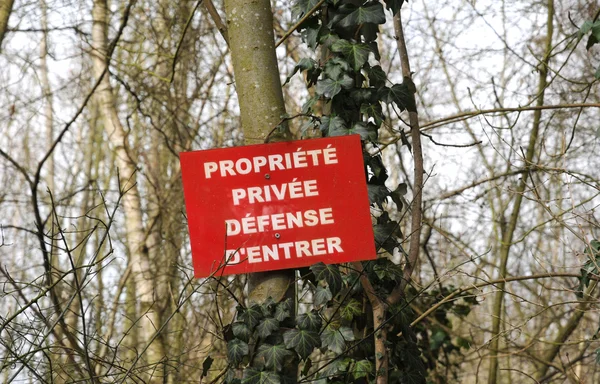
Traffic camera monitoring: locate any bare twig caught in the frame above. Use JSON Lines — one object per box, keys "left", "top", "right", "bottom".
{"left": 420, "top": 103, "right": 600, "bottom": 132}
{"left": 409, "top": 273, "right": 580, "bottom": 329}
{"left": 204, "top": 0, "right": 229, "bottom": 45}
{"left": 170, "top": 0, "right": 205, "bottom": 84}
{"left": 275, "top": 0, "right": 326, "bottom": 48}
{"left": 389, "top": 10, "right": 424, "bottom": 301}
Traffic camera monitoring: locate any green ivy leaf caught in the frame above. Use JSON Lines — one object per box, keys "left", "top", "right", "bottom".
{"left": 239, "top": 304, "right": 264, "bottom": 328}
{"left": 372, "top": 258, "right": 403, "bottom": 282}
{"left": 242, "top": 368, "right": 281, "bottom": 384}
{"left": 318, "top": 27, "right": 340, "bottom": 47}
{"left": 225, "top": 369, "right": 242, "bottom": 384}
{"left": 373, "top": 263, "right": 387, "bottom": 280}
{"left": 350, "top": 87, "right": 378, "bottom": 105}
{"left": 389, "top": 182, "right": 407, "bottom": 210}
{"left": 577, "top": 239, "right": 600, "bottom": 297}
{"left": 368, "top": 184, "right": 389, "bottom": 207}
{"left": 579, "top": 20, "right": 596, "bottom": 38}
{"left": 429, "top": 329, "right": 447, "bottom": 350}
{"left": 296, "top": 310, "right": 323, "bottom": 332}
{"left": 201, "top": 356, "right": 214, "bottom": 378}
{"left": 274, "top": 299, "right": 292, "bottom": 322}
{"left": 260, "top": 297, "right": 277, "bottom": 317}
{"left": 365, "top": 154, "right": 388, "bottom": 184}
{"left": 452, "top": 304, "right": 472, "bottom": 317}
{"left": 340, "top": 299, "right": 362, "bottom": 322}
{"left": 367, "top": 65, "right": 387, "bottom": 88}
{"left": 455, "top": 336, "right": 471, "bottom": 350}
{"left": 314, "top": 286, "right": 333, "bottom": 307}
{"left": 383, "top": 0, "right": 406, "bottom": 16}
{"left": 227, "top": 339, "right": 249, "bottom": 365}
{"left": 585, "top": 239, "right": 600, "bottom": 255}
{"left": 399, "top": 346, "right": 426, "bottom": 382}
{"left": 351, "top": 359, "right": 373, "bottom": 379}
{"left": 586, "top": 23, "right": 600, "bottom": 50}
{"left": 373, "top": 221, "right": 401, "bottom": 253}
{"left": 301, "top": 358, "right": 313, "bottom": 377}
{"left": 320, "top": 115, "right": 347, "bottom": 136}
{"left": 331, "top": 40, "right": 372, "bottom": 72}
{"left": 328, "top": 122, "right": 351, "bottom": 137}
{"left": 324, "top": 57, "right": 350, "bottom": 80}
{"left": 339, "top": 326, "right": 355, "bottom": 340}
{"left": 232, "top": 322, "right": 252, "bottom": 342}
{"left": 399, "top": 369, "right": 426, "bottom": 384}
{"left": 301, "top": 17, "right": 321, "bottom": 49}
{"left": 349, "top": 121, "right": 378, "bottom": 141}
{"left": 283, "top": 328, "right": 320, "bottom": 359}
{"left": 378, "top": 83, "right": 415, "bottom": 112}
{"left": 315, "top": 75, "right": 354, "bottom": 98}
{"left": 321, "top": 326, "right": 354, "bottom": 354}
{"left": 595, "top": 65, "right": 600, "bottom": 80}
{"left": 337, "top": 2, "right": 386, "bottom": 28}
{"left": 257, "top": 317, "right": 279, "bottom": 339}
{"left": 256, "top": 344, "right": 293, "bottom": 371}
{"left": 310, "top": 262, "right": 343, "bottom": 295}
{"left": 322, "top": 357, "right": 352, "bottom": 377}
{"left": 292, "top": 0, "right": 322, "bottom": 19}
{"left": 360, "top": 102, "right": 384, "bottom": 127}
{"left": 302, "top": 94, "right": 320, "bottom": 114}
{"left": 284, "top": 58, "right": 318, "bottom": 86}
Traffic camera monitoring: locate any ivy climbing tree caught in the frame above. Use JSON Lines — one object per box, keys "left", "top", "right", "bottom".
{"left": 221, "top": 1, "right": 477, "bottom": 383}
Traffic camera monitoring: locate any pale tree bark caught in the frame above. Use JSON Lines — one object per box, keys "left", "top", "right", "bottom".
{"left": 533, "top": 287, "right": 594, "bottom": 380}
{"left": 90, "top": 0, "right": 166, "bottom": 380}
{"left": 39, "top": 2, "right": 69, "bottom": 381}
{"left": 392, "top": 12, "right": 423, "bottom": 296}
{"left": 143, "top": 3, "right": 180, "bottom": 378}
{"left": 0, "top": 0, "right": 14, "bottom": 51}
{"left": 379, "top": 10, "right": 424, "bottom": 384}
{"left": 222, "top": 0, "right": 297, "bottom": 379}
{"left": 142, "top": 3, "right": 198, "bottom": 380}
{"left": 223, "top": 0, "right": 290, "bottom": 145}
{"left": 223, "top": 0, "right": 294, "bottom": 304}
{"left": 487, "top": 1, "right": 554, "bottom": 382}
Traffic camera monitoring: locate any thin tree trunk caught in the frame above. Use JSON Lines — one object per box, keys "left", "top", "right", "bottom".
{"left": 39, "top": 3, "right": 69, "bottom": 381}
{"left": 223, "top": 0, "right": 294, "bottom": 303}
{"left": 223, "top": 0, "right": 296, "bottom": 379}
{"left": 90, "top": 0, "right": 165, "bottom": 380}
{"left": 392, "top": 11, "right": 424, "bottom": 296}
{"left": 381, "top": 10, "right": 424, "bottom": 384}
{"left": 533, "top": 284, "right": 596, "bottom": 380}
{"left": 0, "top": 0, "right": 14, "bottom": 51}
{"left": 223, "top": 0, "right": 290, "bottom": 145}
{"left": 487, "top": 1, "right": 554, "bottom": 383}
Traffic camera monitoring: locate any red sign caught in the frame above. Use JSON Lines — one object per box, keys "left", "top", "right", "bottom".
{"left": 180, "top": 135, "right": 376, "bottom": 278}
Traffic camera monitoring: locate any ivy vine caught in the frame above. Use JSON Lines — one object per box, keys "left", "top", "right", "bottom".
{"left": 218, "top": 1, "right": 477, "bottom": 383}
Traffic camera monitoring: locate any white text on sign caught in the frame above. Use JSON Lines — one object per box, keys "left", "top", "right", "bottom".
{"left": 225, "top": 208, "right": 335, "bottom": 235}
{"left": 232, "top": 179, "right": 319, "bottom": 205}
{"left": 225, "top": 237, "right": 344, "bottom": 265}
{"left": 203, "top": 145, "right": 338, "bottom": 178}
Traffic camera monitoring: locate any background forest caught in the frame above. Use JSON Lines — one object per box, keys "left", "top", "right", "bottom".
{"left": 1, "top": 0, "right": 600, "bottom": 383}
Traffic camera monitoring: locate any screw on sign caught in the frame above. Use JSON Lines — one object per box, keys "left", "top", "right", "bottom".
{"left": 180, "top": 135, "right": 376, "bottom": 278}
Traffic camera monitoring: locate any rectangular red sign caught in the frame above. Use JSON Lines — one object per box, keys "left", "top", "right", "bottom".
{"left": 180, "top": 135, "right": 376, "bottom": 278}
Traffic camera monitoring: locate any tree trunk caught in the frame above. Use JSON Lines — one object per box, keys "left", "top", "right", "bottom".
{"left": 90, "top": 0, "right": 166, "bottom": 381}
{"left": 223, "top": 0, "right": 290, "bottom": 145}
{"left": 487, "top": 1, "right": 554, "bottom": 382}
{"left": 223, "top": 0, "right": 294, "bottom": 303}
{"left": 0, "top": 0, "right": 14, "bottom": 51}
{"left": 223, "top": 0, "right": 296, "bottom": 378}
